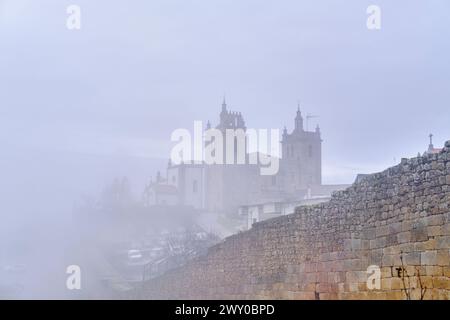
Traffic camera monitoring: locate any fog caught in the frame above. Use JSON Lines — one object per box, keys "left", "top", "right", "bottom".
{"left": 0, "top": 0, "right": 449, "bottom": 298}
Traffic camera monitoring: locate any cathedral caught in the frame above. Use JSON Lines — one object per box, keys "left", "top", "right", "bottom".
{"left": 144, "top": 99, "right": 342, "bottom": 217}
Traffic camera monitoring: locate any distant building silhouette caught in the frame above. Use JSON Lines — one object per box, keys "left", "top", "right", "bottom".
{"left": 145, "top": 99, "right": 348, "bottom": 216}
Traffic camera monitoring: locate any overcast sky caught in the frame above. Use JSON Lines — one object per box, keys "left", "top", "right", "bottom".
{"left": 1, "top": 0, "right": 449, "bottom": 225}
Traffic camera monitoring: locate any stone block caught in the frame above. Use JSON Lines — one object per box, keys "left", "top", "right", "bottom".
{"left": 411, "top": 227, "right": 428, "bottom": 242}
{"left": 357, "top": 282, "right": 367, "bottom": 291}
{"left": 428, "top": 226, "right": 443, "bottom": 237}
{"left": 369, "top": 249, "right": 383, "bottom": 265}
{"left": 381, "top": 278, "right": 392, "bottom": 290}
{"left": 351, "top": 238, "right": 362, "bottom": 250}
{"left": 436, "top": 236, "right": 450, "bottom": 249}
{"left": 403, "top": 252, "right": 421, "bottom": 265}
{"left": 348, "top": 282, "right": 359, "bottom": 292}
{"left": 389, "top": 222, "right": 402, "bottom": 234}
{"left": 426, "top": 215, "right": 444, "bottom": 226}
{"left": 432, "top": 277, "right": 450, "bottom": 289}
{"left": 346, "top": 271, "right": 367, "bottom": 283}
{"left": 362, "top": 228, "right": 377, "bottom": 240}
{"left": 385, "top": 290, "right": 406, "bottom": 300}
{"left": 397, "top": 231, "right": 411, "bottom": 243}
{"left": 381, "top": 266, "right": 393, "bottom": 278}
{"left": 370, "top": 237, "right": 387, "bottom": 249}
{"left": 415, "top": 238, "right": 436, "bottom": 251}
{"left": 444, "top": 267, "right": 450, "bottom": 277}
{"left": 382, "top": 255, "right": 394, "bottom": 266}
{"left": 343, "top": 259, "right": 361, "bottom": 271}
{"left": 319, "top": 292, "right": 338, "bottom": 300}
{"left": 390, "top": 277, "right": 404, "bottom": 290}
{"left": 443, "top": 223, "right": 450, "bottom": 235}
{"left": 386, "top": 234, "right": 398, "bottom": 246}
{"left": 290, "top": 291, "right": 316, "bottom": 300}
{"left": 376, "top": 226, "right": 390, "bottom": 237}
{"left": 402, "top": 220, "right": 413, "bottom": 232}
{"left": 418, "top": 275, "right": 433, "bottom": 288}
{"left": 436, "top": 250, "right": 449, "bottom": 266}
{"left": 299, "top": 282, "right": 316, "bottom": 292}
{"left": 425, "top": 266, "right": 443, "bottom": 276}
{"left": 421, "top": 251, "right": 438, "bottom": 265}
{"left": 361, "top": 240, "right": 370, "bottom": 250}
{"left": 316, "top": 283, "right": 330, "bottom": 293}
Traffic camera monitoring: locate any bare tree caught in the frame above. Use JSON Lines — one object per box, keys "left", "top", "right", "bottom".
{"left": 415, "top": 267, "right": 427, "bottom": 300}
{"left": 398, "top": 251, "right": 427, "bottom": 300}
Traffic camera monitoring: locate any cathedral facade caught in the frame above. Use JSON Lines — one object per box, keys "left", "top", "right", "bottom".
{"left": 146, "top": 99, "right": 326, "bottom": 216}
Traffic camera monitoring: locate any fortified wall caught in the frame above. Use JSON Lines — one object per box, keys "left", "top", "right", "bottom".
{"left": 140, "top": 141, "right": 450, "bottom": 299}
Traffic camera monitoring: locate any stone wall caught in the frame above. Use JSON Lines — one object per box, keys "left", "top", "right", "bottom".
{"left": 140, "top": 141, "right": 450, "bottom": 300}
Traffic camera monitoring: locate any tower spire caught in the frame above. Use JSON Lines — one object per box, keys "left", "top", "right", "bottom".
{"left": 295, "top": 102, "right": 304, "bottom": 132}
{"left": 222, "top": 94, "right": 227, "bottom": 112}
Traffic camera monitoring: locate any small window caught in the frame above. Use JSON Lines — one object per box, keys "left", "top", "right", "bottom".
{"left": 193, "top": 180, "right": 198, "bottom": 193}
{"left": 172, "top": 176, "right": 176, "bottom": 183}
{"left": 308, "top": 145, "right": 313, "bottom": 157}
{"left": 271, "top": 176, "right": 276, "bottom": 186}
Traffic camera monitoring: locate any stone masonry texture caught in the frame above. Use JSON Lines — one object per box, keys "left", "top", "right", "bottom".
{"left": 138, "top": 141, "right": 450, "bottom": 300}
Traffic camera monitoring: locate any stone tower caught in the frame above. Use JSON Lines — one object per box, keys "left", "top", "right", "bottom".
{"left": 280, "top": 106, "right": 322, "bottom": 193}
{"left": 216, "top": 97, "right": 247, "bottom": 164}
{"left": 205, "top": 98, "right": 257, "bottom": 215}
{"left": 218, "top": 97, "right": 246, "bottom": 131}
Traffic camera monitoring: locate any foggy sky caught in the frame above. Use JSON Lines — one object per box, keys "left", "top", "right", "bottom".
{"left": 1, "top": 0, "right": 450, "bottom": 226}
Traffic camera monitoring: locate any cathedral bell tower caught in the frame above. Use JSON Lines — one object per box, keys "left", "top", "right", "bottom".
{"left": 294, "top": 105, "right": 304, "bottom": 132}
{"left": 280, "top": 103, "right": 322, "bottom": 193}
